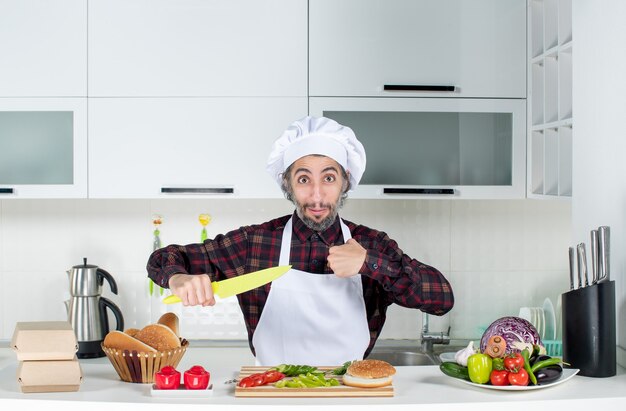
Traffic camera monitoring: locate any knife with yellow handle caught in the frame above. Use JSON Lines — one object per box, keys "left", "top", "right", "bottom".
{"left": 162, "top": 265, "right": 291, "bottom": 304}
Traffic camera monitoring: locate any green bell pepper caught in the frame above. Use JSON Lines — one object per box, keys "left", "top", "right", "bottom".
{"left": 467, "top": 353, "right": 493, "bottom": 384}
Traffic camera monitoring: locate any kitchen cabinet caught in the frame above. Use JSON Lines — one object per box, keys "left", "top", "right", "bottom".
{"left": 0, "top": 0, "right": 87, "bottom": 97}
{"left": 310, "top": 97, "right": 526, "bottom": 199}
{"left": 0, "top": 98, "right": 88, "bottom": 198}
{"left": 88, "top": 0, "right": 307, "bottom": 97}
{"left": 309, "top": 0, "right": 526, "bottom": 98}
{"left": 88, "top": 97, "right": 307, "bottom": 198}
{"left": 528, "top": 0, "right": 573, "bottom": 198}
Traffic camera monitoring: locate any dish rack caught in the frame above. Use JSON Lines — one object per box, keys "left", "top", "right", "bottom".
{"left": 543, "top": 340, "right": 563, "bottom": 357}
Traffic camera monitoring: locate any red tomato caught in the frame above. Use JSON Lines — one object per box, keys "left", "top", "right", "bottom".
{"left": 249, "top": 373, "right": 267, "bottom": 386}
{"left": 238, "top": 373, "right": 267, "bottom": 388}
{"left": 503, "top": 353, "right": 524, "bottom": 372}
{"left": 508, "top": 369, "right": 529, "bottom": 386}
{"left": 262, "top": 370, "right": 285, "bottom": 383}
{"left": 238, "top": 376, "right": 256, "bottom": 388}
{"left": 183, "top": 365, "right": 210, "bottom": 390}
{"left": 489, "top": 369, "right": 509, "bottom": 386}
{"left": 154, "top": 366, "right": 181, "bottom": 390}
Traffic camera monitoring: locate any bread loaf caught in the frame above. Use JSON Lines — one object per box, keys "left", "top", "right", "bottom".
{"left": 134, "top": 324, "right": 181, "bottom": 351}
{"left": 157, "top": 313, "right": 179, "bottom": 337}
{"left": 103, "top": 330, "right": 157, "bottom": 353}
{"left": 124, "top": 328, "right": 140, "bottom": 338}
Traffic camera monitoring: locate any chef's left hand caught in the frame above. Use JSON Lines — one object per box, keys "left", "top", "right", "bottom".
{"left": 328, "top": 238, "right": 367, "bottom": 278}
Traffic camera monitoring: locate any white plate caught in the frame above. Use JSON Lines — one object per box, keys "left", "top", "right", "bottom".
{"left": 543, "top": 298, "right": 557, "bottom": 340}
{"left": 555, "top": 295, "right": 562, "bottom": 340}
{"left": 450, "top": 368, "right": 579, "bottom": 391}
{"left": 518, "top": 307, "right": 532, "bottom": 323}
{"left": 536, "top": 307, "right": 545, "bottom": 339}
{"left": 150, "top": 384, "right": 214, "bottom": 398}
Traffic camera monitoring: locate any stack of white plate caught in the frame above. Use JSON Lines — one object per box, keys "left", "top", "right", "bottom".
{"left": 518, "top": 298, "right": 558, "bottom": 341}
{"left": 518, "top": 306, "right": 545, "bottom": 339}
{"left": 518, "top": 298, "right": 562, "bottom": 356}
{"left": 542, "top": 298, "right": 557, "bottom": 341}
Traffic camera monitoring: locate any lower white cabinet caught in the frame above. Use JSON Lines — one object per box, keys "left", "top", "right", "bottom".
{"left": 0, "top": 98, "right": 87, "bottom": 198}
{"left": 310, "top": 97, "right": 527, "bottom": 199}
{"left": 88, "top": 98, "right": 307, "bottom": 198}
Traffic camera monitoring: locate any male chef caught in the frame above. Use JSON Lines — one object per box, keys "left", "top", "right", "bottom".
{"left": 147, "top": 116, "right": 454, "bottom": 366}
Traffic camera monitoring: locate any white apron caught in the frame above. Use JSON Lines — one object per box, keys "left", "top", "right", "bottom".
{"left": 252, "top": 217, "right": 370, "bottom": 366}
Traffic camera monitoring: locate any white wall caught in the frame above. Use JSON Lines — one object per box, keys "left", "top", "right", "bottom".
{"left": 573, "top": 1, "right": 626, "bottom": 367}
{"left": 0, "top": 198, "right": 571, "bottom": 344}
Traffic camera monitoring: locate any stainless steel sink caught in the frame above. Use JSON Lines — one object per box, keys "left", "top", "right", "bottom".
{"left": 366, "top": 350, "right": 439, "bottom": 366}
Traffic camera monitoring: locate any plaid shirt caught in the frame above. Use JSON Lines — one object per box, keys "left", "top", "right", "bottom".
{"left": 147, "top": 212, "right": 454, "bottom": 357}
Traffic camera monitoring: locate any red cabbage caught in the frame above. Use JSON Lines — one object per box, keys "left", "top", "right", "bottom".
{"left": 480, "top": 316, "right": 542, "bottom": 355}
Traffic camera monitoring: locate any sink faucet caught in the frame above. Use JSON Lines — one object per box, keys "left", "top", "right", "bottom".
{"left": 421, "top": 312, "right": 450, "bottom": 353}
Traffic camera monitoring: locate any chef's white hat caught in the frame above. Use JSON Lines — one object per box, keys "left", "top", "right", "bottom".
{"left": 266, "top": 116, "right": 366, "bottom": 190}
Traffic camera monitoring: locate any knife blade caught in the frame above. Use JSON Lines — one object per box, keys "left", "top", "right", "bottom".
{"left": 590, "top": 230, "right": 599, "bottom": 284}
{"left": 578, "top": 243, "right": 589, "bottom": 287}
{"left": 576, "top": 243, "right": 586, "bottom": 288}
{"left": 598, "top": 226, "right": 610, "bottom": 283}
{"left": 162, "top": 265, "right": 291, "bottom": 304}
{"left": 568, "top": 246, "right": 575, "bottom": 290}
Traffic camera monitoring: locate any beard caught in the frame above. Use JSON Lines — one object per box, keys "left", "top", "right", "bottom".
{"left": 294, "top": 196, "right": 346, "bottom": 232}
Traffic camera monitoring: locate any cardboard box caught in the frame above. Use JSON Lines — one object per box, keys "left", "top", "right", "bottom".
{"left": 11, "top": 321, "right": 78, "bottom": 361}
{"left": 17, "top": 357, "right": 83, "bottom": 393}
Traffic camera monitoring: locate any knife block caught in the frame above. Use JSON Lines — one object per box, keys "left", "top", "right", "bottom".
{"left": 561, "top": 280, "right": 616, "bottom": 377}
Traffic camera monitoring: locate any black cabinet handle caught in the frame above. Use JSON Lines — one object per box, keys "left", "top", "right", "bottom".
{"left": 161, "top": 187, "right": 234, "bottom": 194}
{"left": 384, "top": 84, "right": 456, "bottom": 92}
{"left": 0, "top": 188, "right": 14, "bottom": 194}
{"left": 384, "top": 188, "right": 455, "bottom": 195}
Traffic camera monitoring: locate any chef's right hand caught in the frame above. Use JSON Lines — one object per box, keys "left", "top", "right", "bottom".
{"left": 168, "top": 274, "right": 215, "bottom": 307}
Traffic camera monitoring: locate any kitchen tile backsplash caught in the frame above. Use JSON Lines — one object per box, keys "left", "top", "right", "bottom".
{"left": 0, "top": 199, "right": 571, "bottom": 342}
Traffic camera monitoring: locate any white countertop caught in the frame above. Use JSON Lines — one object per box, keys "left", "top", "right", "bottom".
{"left": 1, "top": 345, "right": 625, "bottom": 411}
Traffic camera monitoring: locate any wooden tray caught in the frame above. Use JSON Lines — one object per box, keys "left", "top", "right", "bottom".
{"left": 235, "top": 366, "right": 394, "bottom": 398}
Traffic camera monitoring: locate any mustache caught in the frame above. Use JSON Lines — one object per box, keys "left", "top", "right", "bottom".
{"left": 302, "top": 202, "right": 333, "bottom": 209}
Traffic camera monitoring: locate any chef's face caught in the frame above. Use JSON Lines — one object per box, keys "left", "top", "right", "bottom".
{"left": 286, "top": 155, "right": 349, "bottom": 231}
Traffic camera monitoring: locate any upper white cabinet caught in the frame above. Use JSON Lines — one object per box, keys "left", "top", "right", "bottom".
{"left": 0, "top": 98, "right": 88, "bottom": 198}
{"left": 0, "top": 0, "right": 87, "bottom": 97}
{"left": 88, "top": 98, "right": 307, "bottom": 198}
{"left": 88, "top": 0, "right": 307, "bottom": 97}
{"left": 309, "top": 0, "right": 527, "bottom": 98}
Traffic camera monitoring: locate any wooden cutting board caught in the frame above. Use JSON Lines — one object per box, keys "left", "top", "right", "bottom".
{"left": 234, "top": 366, "right": 394, "bottom": 398}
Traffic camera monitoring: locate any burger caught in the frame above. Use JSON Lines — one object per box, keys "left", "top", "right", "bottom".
{"left": 342, "top": 359, "right": 396, "bottom": 388}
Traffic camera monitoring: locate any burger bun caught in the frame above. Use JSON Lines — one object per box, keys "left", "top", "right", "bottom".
{"left": 134, "top": 323, "right": 181, "bottom": 351}
{"left": 157, "top": 312, "right": 180, "bottom": 337}
{"left": 103, "top": 330, "right": 157, "bottom": 353}
{"left": 342, "top": 359, "right": 396, "bottom": 388}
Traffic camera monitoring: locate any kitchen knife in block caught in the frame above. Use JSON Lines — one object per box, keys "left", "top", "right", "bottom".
{"left": 590, "top": 230, "right": 599, "bottom": 284}
{"left": 577, "top": 243, "right": 589, "bottom": 287}
{"left": 162, "top": 265, "right": 291, "bottom": 304}
{"left": 576, "top": 244, "right": 586, "bottom": 288}
{"left": 597, "top": 226, "right": 610, "bottom": 283}
{"left": 568, "top": 247, "right": 575, "bottom": 290}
